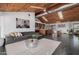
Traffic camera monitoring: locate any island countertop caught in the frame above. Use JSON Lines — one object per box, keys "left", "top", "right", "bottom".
{"left": 5, "top": 38, "right": 61, "bottom": 55}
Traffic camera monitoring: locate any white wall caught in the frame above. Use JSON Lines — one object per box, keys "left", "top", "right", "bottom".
{"left": 49, "top": 22, "right": 73, "bottom": 33}
{"left": 56, "top": 22, "right": 70, "bottom": 33}
{"left": 0, "top": 12, "right": 35, "bottom": 38}
{"left": 49, "top": 21, "right": 79, "bottom": 33}
{"left": 71, "top": 21, "right": 79, "bottom": 32}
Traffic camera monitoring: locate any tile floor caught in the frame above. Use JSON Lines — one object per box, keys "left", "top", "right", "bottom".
{"left": 0, "top": 34, "right": 79, "bottom": 55}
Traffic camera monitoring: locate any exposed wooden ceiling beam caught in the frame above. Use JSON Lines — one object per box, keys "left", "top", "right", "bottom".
{"left": 36, "top": 3, "right": 78, "bottom": 17}
{"left": 35, "top": 3, "right": 58, "bottom": 15}
{"left": 29, "top": 5, "right": 45, "bottom": 9}
{"left": 46, "top": 3, "right": 59, "bottom": 10}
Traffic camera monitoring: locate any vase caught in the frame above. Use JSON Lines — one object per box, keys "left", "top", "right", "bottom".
{"left": 26, "top": 39, "right": 38, "bottom": 48}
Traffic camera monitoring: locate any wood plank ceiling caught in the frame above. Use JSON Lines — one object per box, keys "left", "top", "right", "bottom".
{"left": 0, "top": 3, "right": 79, "bottom": 23}
{"left": 38, "top": 4, "right": 79, "bottom": 23}
{"left": 0, "top": 3, "right": 56, "bottom": 12}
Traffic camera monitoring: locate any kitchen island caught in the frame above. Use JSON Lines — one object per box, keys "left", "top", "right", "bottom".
{"left": 5, "top": 38, "right": 61, "bottom": 55}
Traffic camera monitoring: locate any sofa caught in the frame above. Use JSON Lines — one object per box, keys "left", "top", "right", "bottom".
{"left": 5, "top": 32, "right": 42, "bottom": 44}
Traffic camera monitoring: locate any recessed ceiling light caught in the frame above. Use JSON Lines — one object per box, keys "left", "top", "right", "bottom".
{"left": 57, "top": 11, "right": 64, "bottom": 19}
{"left": 43, "top": 9, "right": 46, "bottom": 12}
{"left": 42, "top": 16, "right": 48, "bottom": 22}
